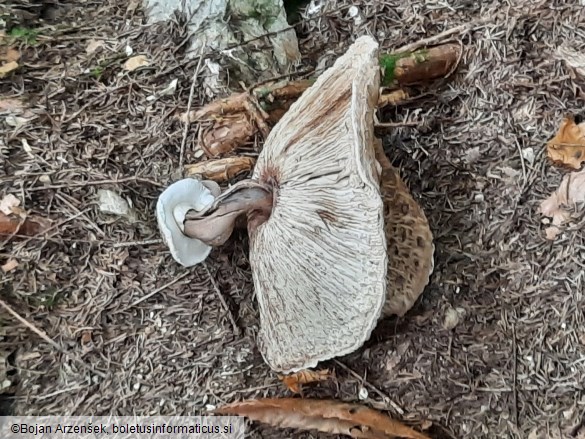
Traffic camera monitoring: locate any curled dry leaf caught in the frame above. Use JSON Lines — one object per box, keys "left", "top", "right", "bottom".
{"left": 539, "top": 167, "right": 585, "bottom": 240}
{"left": 278, "top": 369, "right": 334, "bottom": 394}
{"left": 546, "top": 117, "right": 585, "bottom": 170}
{"left": 213, "top": 398, "right": 430, "bottom": 439}
{"left": 184, "top": 157, "right": 255, "bottom": 182}
{"left": 123, "top": 55, "right": 149, "bottom": 72}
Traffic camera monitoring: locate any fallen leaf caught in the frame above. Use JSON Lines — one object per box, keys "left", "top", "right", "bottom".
{"left": 1, "top": 47, "right": 20, "bottom": 63}
{"left": 0, "top": 194, "right": 20, "bottom": 216}
{"left": 0, "top": 98, "right": 25, "bottom": 113}
{"left": 86, "top": 39, "right": 105, "bottom": 55}
{"left": 521, "top": 147, "right": 535, "bottom": 165}
{"left": 146, "top": 78, "right": 178, "bottom": 101}
{"left": 5, "top": 115, "right": 29, "bottom": 127}
{"left": 184, "top": 157, "right": 256, "bottom": 182}
{"left": 1, "top": 259, "right": 19, "bottom": 273}
{"left": 0, "top": 61, "right": 19, "bottom": 78}
{"left": 557, "top": 46, "right": 585, "bottom": 79}
{"left": 278, "top": 369, "right": 333, "bottom": 394}
{"left": 123, "top": 55, "right": 149, "bottom": 71}
{"left": 539, "top": 167, "right": 585, "bottom": 238}
{"left": 547, "top": 117, "right": 585, "bottom": 170}
{"left": 544, "top": 226, "right": 562, "bottom": 241}
{"left": 0, "top": 212, "right": 50, "bottom": 238}
{"left": 443, "top": 306, "right": 465, "bottom": 330}
{"left": 213, "top": 398, "right": 431, "bottom": 439}
{"left": 98, "top": 189, "right": 134, "bottom": 216}
{"left": 80, "top": 331, "right": 93, "bottom": 346}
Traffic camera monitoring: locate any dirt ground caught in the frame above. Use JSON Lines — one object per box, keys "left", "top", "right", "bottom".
{"left": 2, "top": 0, "right": 585, "bottom": 438}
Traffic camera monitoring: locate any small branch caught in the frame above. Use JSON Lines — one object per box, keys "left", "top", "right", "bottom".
{"left": 0, "top": 298, "right": 107, "bottom": 379}
{"left": 179, "top": 45, "right": 206, "bottom": 171}
{"left": 112, "top": 239, "right": 163, "bottom": 248}
{"left": 333, "top": 360, "right": 404, "bottom": 416}
{"left": 392, "top": 17, "right": 490, "bottom": 54}
{"left": 375, "top": 121, "right": 421, "bottom": 129}
{"left": 26, "top": 176, "right": 164, "bottom": 192}
{"left": 203, "top": 262, "right": 241, "bottom": 337}
{"left": 125, "top": 271, "right": 190, "bottom": 309}
{"left": 512, "top": 324, "right": 519, "bottom": 429}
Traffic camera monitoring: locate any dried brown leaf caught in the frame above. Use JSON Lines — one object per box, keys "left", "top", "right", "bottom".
{"left": 277, "top": 369, "right": 334, "bottom": 394}
{"left": 547, "top": 117, "right": 585, "bottom": 170}
{"left": 0, "top": 61, "right": 19, "bottom": 78}
{"left": 184, "top": 157, "right": 255, "bottom": 182}
{"left": 123, "top": 55, "right": 149, "bottom": 71}
{"left": 539, "top": 168, "right": 585, "bottom": 239}
{"left": 213, "top": 398, "right": 431, "bottom": 439}
{"left": 0, "top": 212, "right": 51, "bottom": 239}
{"left": 1, "top": 47, "right": 20, "bottom": 63}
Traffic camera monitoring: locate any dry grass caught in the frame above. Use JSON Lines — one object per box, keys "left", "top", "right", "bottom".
{"left": 2, "top": 0, "right": 585, "bottom": 438}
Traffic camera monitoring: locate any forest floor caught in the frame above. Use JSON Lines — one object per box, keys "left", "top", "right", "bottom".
{"left": 2, "top": 1, "right": 585, "bottom": 438}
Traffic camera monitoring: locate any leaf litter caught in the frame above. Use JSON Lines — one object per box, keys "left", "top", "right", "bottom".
{"left": 3, "top": 1, "right": 585, "bottom": 438}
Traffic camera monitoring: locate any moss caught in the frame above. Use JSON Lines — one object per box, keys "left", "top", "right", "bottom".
{"left": 8, "top": 27, "right": 39, "bottom": 45}
{"left": 379, "top": 48, "right": 430, "bottom": 86}
{"left": 90, "top": 66, "right": 104, "bottom": 79}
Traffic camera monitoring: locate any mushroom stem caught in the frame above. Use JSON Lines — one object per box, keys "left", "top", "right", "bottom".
{"left": 183, "top": 180, "right": 273, "bottom": 246}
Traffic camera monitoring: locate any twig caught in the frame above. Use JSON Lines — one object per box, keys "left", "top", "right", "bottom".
{"left": 0, "top": 298, "right": 107, "bottom": 379}
{"left": 125, "top": 271, "right": 190, "bottom": 309}
{"left": 112, "top": 239, "right": 163, "bottom": 248}
{"left": 375, "top": 121, "right": 421, "bottom": 128}
{"left": 333, "top": 360, "right": 404, "bottom": 415}
{"left": 26, "top": 176, "right": 164, "bottom": 192}
{"left": 179, "top": 45, "right": 206, "bottom": 171}
{"left": 512, "top": 324, "right": 519, "bottom": 429}
{"left": 244, "top": 97, "right": 271, "bottom": 139}
{"left": 202, "top": 262, "right": 241, "bottom": 337}
{"left": 392, "top": 17, "right": 491, "bottom": 54}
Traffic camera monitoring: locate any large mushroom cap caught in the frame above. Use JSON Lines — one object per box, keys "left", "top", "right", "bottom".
{"left": 250, "top": 37, "right": 387, "bottom": 373}
{"left": 251, "top": 36, "right": 386, "bottom": 372}
{"left": 184, "top": 36, "right": 387, "bottom": 373}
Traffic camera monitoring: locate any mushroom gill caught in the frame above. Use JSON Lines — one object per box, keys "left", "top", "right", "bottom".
{"left": 182, "top": 35, "right": 387, "bottom": 374}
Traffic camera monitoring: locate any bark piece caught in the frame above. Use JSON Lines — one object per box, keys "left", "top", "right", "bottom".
{"left": 184, "top": 156, "right": 256, "bottom": 181}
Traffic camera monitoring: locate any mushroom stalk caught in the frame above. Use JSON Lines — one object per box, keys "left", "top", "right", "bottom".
{"left": 183, "top": 180, "right": 273, "bottom": 246}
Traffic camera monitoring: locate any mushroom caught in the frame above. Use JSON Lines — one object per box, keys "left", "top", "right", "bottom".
{"left": 156, "top": 178, "right": 221, "bottom": 267}
{"left": 182, "top": 36, "right": 435, "bottom": 373}
{"left": 183, "top": 36, "right": 388, "bottom": 374}
{"left": 373, "top": 138, "right": 435, "bottom": 317}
